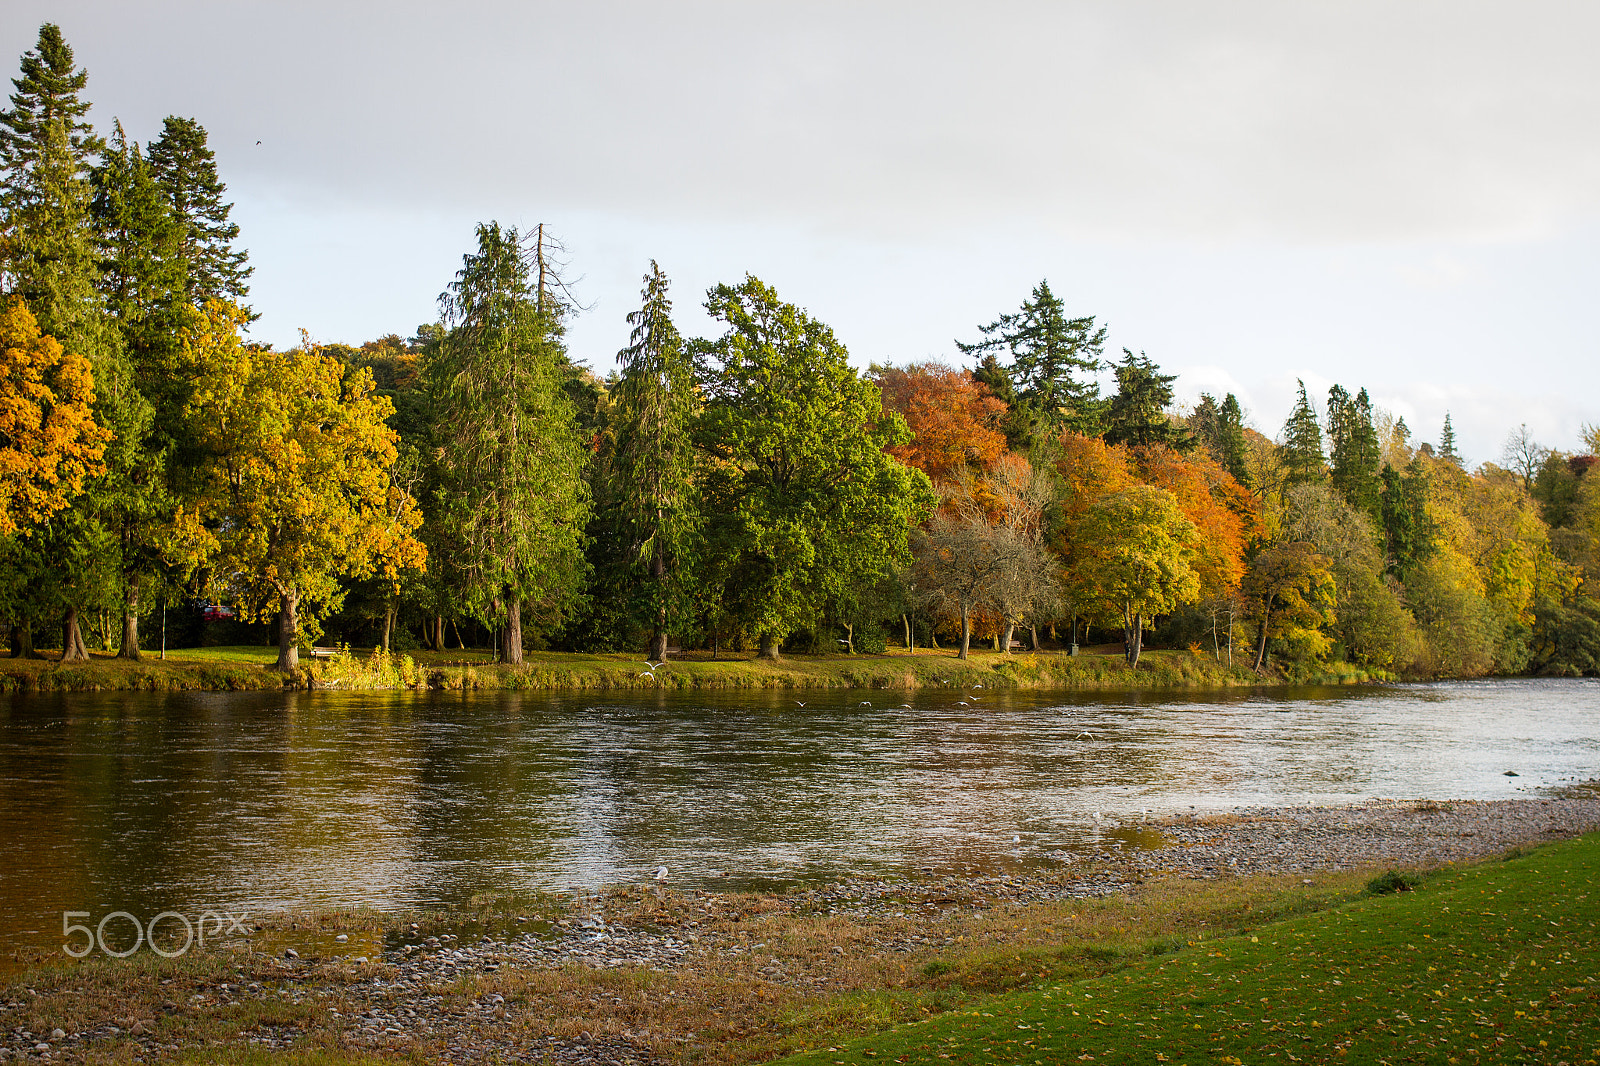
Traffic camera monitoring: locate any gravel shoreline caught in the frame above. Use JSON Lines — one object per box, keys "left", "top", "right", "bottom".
{"left": 8, "top": 789, "right": 1599, "bottom": 1066}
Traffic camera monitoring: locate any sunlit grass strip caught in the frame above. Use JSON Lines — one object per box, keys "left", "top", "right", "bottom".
{"left": 772, "top": 835, "right": 1600, "bottom": 1065}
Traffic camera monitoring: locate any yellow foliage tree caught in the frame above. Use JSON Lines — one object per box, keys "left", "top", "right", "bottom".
{"left": 0, "top": 296, "right": 109, "bottom": 536}
{"left": 184, "top": 304, "right": 426, "bottom": 672}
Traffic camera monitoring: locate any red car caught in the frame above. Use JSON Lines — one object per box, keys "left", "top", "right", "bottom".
{"left": 201, "top": 604, "right": 235, "bottom": 622}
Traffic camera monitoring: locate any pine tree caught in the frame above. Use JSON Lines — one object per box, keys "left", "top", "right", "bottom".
{"left": 147, "top": 116, "right": 251, "bottom": 305}
{"left": 1438, "top": 412, "right": 1462, "bottom": 467}
{"left": 957, "top": 280, "right": 1105, "bottom": 442}
{"left": 1327, "top": 384, "right": 1381, "bottom": 520}
{"left": 1279, "top": 380, "right": 1326, "bottom": 486}
{"left": 1102, "top": 348, "right": 1188, "bottom": 449}
{"left": 608, "top": 261, "right": 699, "bottom": 661}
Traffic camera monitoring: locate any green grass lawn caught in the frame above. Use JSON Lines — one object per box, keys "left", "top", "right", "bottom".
{"left": 774, "top": 835, "right": 1600, "bottom": 1065}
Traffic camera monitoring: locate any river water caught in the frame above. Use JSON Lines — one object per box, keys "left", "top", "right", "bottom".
{"left": 1, "top": 678, "right": 1597, "bottom": 958}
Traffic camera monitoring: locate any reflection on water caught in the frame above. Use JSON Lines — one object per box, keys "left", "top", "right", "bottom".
{"left": 1, "top": 678, "right": 1597, "bottom": 956}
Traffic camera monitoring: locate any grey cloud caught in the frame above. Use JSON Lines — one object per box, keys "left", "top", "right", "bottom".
{"left": 12, "top": 0, "right": 1600, "bottom": 242}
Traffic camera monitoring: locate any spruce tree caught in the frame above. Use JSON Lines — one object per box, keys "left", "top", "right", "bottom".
{"left": 94, "top": 122, "right": 186, "bottom": 386}
{"left": 1438, "top": 412, "right": 1463, "bottom": 467}
{"left": 147, "top": 116, "right": 251, "bottom": 305}
{"left": 1380, "top": 458, "right": 1435, "bottom": 575}
{"left": 426, "top": 222, "right": 590, "bottom": 663}
{"left": 1191, "top": 392, "right": 1251, "bottom": 488}
{"left": 1327, "top": 384, "right": 1382, "bottom": 520}
{"left": 1103, "top": 348, "right": 1188, "bottom": 449}
{"left": 0, "top": 24, "right": 101, "bottom": 177}
{"left": 1279, "top": 380, "right": 1326, "bottom": 485}
{"left": 1, "top": 24, "right": 135, "bottom": 661}
{"left": 607, "top": 261, "right": 699, "bottom": 661}
{"left": 957, "top": 280, "right": 1105, "bottom": 442}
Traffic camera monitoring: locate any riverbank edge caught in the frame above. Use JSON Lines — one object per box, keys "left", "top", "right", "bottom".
{"left": 3, "top": 793, "right": 1594, "bottom": 1066}
{"left": 0, "top": 647, "right": 1391, "bottom": 693}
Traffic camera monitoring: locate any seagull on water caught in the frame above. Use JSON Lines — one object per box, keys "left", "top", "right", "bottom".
{"left": 654, "top": 865, "right": 669, "bottom": 881}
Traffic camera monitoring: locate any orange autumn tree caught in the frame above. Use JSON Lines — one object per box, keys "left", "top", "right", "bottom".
{"left": 874, "top": 361, "right": 1007, "bottom": 480}
{"left": 0, "top": 296, "right": 109, "bottom": 537}
{"left": 1135, "top": 445, "right": 1259, "bottom": 600}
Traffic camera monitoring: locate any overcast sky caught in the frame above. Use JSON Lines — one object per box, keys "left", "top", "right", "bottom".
{"left": 8, "top": 1, "right": 1599, "bottom": 462}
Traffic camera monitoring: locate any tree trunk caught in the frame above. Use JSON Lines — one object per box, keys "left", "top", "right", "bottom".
{"left": 958, "top": 605, "right": 971, "bottom": 660}
{"left": 10, "top": 623, "right": 33, "bottom": 658}
{"left": 452, "top": 618, "right": 465, "bottom": 650}
{"left": 1226, "top": 607, "right": 1235, "bottom": 667}
{"left": 1001, "top": 621, "right": 1015, "bottom": 654}
{"left": 1028, "top": 624, "right": 1039, "bottom": 651}
{"left": 1129, "top": 613, "right": 1142, "bottom": 668}
{"left": 758, "top": 632, "right": 781, "bottom": 661}
{"left": 648, "top": 546, "right": 668, "bottom": 661}
{"left": 274, "top": 587, "right": 300, "bottom": 673}
{"left": 503, "top": 599, "right": 523, "bottom": 665}
{"left": 118, "top": 582, "right": 141, "bottom": 661}
{"left": 844, "top": 621, "right": 854, "bottom": 655}
{"left": 381, "top": 602, "right": 394, "bottom": 653}
{"left": 1252, "top": 611, "right": 1271, "bottom": 673}
{"left": 902, "top": 613, "right": 912, "bottom": 652}
{"left": 61, "top": 606, "right": 90, "bottom": 662}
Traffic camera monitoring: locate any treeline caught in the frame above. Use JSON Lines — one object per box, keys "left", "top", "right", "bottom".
{"left": 3, "top": 25, "right": 1598, "bottom": 678}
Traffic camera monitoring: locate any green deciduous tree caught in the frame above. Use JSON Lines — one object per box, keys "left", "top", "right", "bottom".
{"left": 1242, "top": 540, "right": 1336, "bottom": 673}
{"left": 426, "top": 222, "right": 590, "bottom": 662}
{"left": 694, "top": 276, "right": 933, "bottom": 659}
{"left": 1071, "top": 484, "right": 1201, "bottom": 667}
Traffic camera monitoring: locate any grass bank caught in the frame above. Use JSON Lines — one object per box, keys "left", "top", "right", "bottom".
{"left": 777, "top": 835, "right": 1600, "bottom": 1066}
{"left": 2, "top": 643, "right": 1318, "bottom": 693}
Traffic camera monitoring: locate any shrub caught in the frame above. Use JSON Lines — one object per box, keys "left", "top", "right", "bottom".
{"left": 1365, "top": 870, "right": 1422, "bottom": 895}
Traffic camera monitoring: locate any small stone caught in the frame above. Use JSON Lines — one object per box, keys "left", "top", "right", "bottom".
{"left": 334, "top": 933, "right": 349, "bottom": 942}
{"left": 50, "top": 1029, "right": 65, "bottom": 1041}
{"left": 130, "top": 1021, "right": 151, "bottom": 1036}
{"left": 283, "top": 948, "right": 299, "bottom": 959}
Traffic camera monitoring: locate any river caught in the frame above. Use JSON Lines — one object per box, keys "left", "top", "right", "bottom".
{"left": 1, "top": 678, "right": 1596, "bottom": 958}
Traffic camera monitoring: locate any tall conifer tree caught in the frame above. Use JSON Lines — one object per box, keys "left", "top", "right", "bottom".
{"left": 1327, "top": 384, "right": 1382, "bottom": 520}
{"left": 426, "top": 222, "right": 590, "bottom": 663}
{"left": 608, "top": 261, "right": 699, "bottom": 661}
{"left": 147, "top": 116, "right": 251, "bottom": 305}
{"left": 958, "top": 280, "right": 1105, "bottom": 443}
{"left": 1103, "top": 348, "right": 1188, "bottom": 449}
{"left": 1438, "top": 413, "right": 1463, "bottom": 467}
{"left": 1280, "top": 380, "right": 1326, "bottom": 486}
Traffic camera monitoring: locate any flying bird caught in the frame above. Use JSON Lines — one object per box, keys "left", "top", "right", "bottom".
{"left": 794, "top": 700, "right": 806, "bottom": 707}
